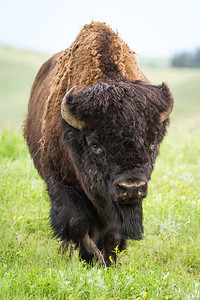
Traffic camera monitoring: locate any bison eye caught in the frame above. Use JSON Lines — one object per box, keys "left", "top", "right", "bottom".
{"left": 86, "top": 137, "right": 103, "bottom": 154}
{"left": 90, "top": 143, "right": 103, "bottom": 154}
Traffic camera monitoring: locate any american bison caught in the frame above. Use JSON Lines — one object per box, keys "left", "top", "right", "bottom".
{"left": 24, "top": 22, "right": 173, "bottom": 266}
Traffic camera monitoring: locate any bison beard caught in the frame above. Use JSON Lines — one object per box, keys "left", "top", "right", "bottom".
{"left": 24, "top": 22, "right": 173, "bottom": 266}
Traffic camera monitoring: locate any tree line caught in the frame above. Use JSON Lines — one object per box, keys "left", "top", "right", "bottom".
{"left": 171, "top": 48, "right": 200, "bottom": 68}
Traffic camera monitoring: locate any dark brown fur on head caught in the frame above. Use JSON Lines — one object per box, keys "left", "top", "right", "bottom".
{"left": 60, "top": 78, "right": 171, "bottom": 239}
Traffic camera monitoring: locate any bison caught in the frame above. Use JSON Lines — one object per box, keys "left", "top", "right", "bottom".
{"left": 24, "top": 22, "right": 173, "bottom": 266}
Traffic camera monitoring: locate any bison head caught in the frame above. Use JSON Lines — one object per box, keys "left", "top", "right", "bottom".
{"left": 61, "top": 79, "right": 173, "bottom": 237}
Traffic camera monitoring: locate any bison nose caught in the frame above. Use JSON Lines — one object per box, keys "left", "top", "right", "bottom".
{"left": 114, "top": 179, "right": 147, "bottom": 204}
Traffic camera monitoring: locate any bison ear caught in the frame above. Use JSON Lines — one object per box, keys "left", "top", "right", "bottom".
{"left": 159, "top": 82, "right": 174, "bottom": 122}
{"left": 61, "top": 86, "right": 84, "bottom": 130}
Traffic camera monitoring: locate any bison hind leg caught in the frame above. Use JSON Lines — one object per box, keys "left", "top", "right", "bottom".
{"left": 58, "top": 239, "right": 74, "bottom": 257}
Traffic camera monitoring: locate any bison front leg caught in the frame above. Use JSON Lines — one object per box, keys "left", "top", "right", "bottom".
{"left": 48, "top": 179, "right": 105, "bottom": 265}
{"left": 79, "top": 233, "right": 105, "bottom": 266}
{"left": 103, "top": 229, "right": 127, "bottom": 266}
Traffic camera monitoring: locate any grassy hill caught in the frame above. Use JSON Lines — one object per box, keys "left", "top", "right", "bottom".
{"left": 0, "top": 46, "right": 49, "bottom": 129}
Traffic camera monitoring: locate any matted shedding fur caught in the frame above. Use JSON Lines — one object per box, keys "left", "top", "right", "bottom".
{"left": 40, "top": 21, "right": 145, "bottom": 150}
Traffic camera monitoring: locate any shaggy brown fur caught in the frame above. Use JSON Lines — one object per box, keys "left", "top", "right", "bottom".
{"left": 24, "top": 21, "right": 173, "bottom": 266}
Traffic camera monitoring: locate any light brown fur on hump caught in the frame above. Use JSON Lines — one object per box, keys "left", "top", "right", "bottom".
{"left": 40, "top": 21, "right": 145, "bottom": 152}
{"left": 53, "top": 22, "right": 144, "bottom": 92}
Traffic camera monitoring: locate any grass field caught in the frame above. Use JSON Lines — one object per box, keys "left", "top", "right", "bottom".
{"left": 0, "top": 46, "right": 200, "bottom": 299}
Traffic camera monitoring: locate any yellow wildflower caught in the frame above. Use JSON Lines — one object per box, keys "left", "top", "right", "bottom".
{"left": 109, "top": 256, "right": 113, "bottom": 263}
{"left": 143, "top": 292, "right": 147, "bottom": 299}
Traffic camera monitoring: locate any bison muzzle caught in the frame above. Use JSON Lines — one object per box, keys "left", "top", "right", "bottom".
{"left": 24, "top": 22, "right": 173, "bottom": 266}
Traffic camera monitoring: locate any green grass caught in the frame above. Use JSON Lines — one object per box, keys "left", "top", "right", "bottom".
{"left": 0, "top": 47, "right": 200, "bottom": 299}
{"left": 0, "top": 127, "right": 199, "bottom": 299}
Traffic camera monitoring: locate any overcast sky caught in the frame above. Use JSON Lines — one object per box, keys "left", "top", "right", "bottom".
{"left": 0, "top": 0, "right": 199, "bottom": 57}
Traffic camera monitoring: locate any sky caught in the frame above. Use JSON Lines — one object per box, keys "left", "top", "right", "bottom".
{"left": 0, "top": 0, "right": 199, "bottom": 57}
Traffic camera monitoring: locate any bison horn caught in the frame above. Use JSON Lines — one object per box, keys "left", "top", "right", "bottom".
{"left": 61, "top": 86, "right": 84, "bottom": 130}
{"left": 160, "top": 82, "right": 174, "bottom": 123}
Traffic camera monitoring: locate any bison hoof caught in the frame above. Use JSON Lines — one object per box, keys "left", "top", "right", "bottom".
{"left": 93, "top": 244, "right": 106, "bottom": 267}
{"left": 79, "top": 243, "right": 106, "bottom": 266}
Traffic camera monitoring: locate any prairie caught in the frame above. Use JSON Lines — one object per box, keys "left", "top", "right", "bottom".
{"left": 0, "top": 46, "right": 199, "bottom": 299}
